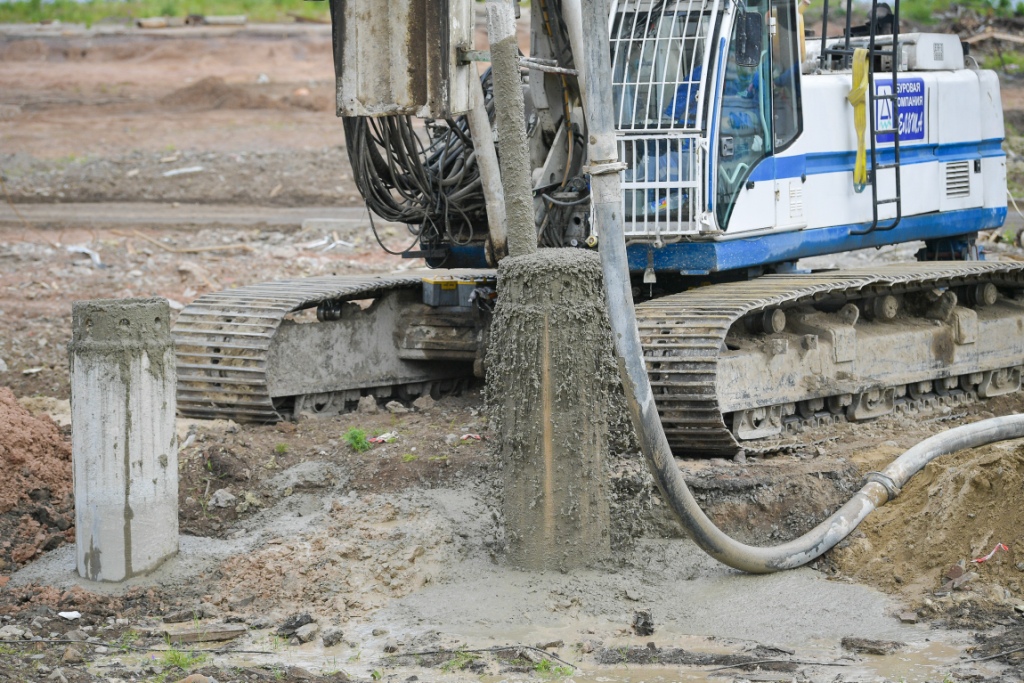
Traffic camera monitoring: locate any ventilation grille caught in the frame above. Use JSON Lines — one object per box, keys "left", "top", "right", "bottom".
{"left": 945, "top": 161, "right": 971, "bottom": 199}
{"left": 789, "top": 185, "right": 804, "bottom": 219}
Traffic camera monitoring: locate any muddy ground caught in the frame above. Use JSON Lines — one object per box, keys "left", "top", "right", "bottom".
{"left": 2, "top": 16, "right": 1024, "bottom": 683}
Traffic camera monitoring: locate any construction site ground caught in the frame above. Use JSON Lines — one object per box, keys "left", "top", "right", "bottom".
{"left": 3, "top": 17, "right": 1024, "bottom": 683}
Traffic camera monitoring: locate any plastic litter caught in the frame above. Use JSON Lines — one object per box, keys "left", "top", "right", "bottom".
{"left": 972, "top": 543, "right": 1009, "bottom": 564}
{"left": 369, "top": 431, "right": 399, "bottom": 444}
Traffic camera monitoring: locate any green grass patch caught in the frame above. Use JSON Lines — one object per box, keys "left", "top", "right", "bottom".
{"left": 0, "top": 0, "right": 330, "bottom": 27}
{"left": 273, "top": 442, "right": 289, "bottom": 455}
{"left": 440, "top": 649, "right": 480, "bottom": 673}
{"left": 161, "top": 647, "right": 208, "bottom": 670}
{"left": 343, "top": 427, "right": 371, "bottom": 453}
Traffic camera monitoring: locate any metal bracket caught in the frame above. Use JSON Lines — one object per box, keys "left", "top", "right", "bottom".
{"left": 583, "top": 161, "right": 627, "bottom": 176}
{"left": 457, "top": 47, "right": 579, "bottom": 76}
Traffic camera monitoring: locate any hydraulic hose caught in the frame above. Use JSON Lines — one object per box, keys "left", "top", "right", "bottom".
{"left": 577, "top": 0, "right": 1024, "bottom": 574}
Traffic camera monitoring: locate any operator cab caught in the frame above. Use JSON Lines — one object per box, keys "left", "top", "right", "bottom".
{"left": 611, "top": 0, "right": 803, "bottom": 239}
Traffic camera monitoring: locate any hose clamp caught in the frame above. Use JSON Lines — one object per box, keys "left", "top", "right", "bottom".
{"left": 864, "top": 471, "right": 901, "bottom": 502}
{"left": 583, "top": 161, "right": 628, "bottom": 176}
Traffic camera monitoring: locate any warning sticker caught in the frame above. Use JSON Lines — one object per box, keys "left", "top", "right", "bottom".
{"left": 873, "top": 77, "right": 926, "bottom": 143}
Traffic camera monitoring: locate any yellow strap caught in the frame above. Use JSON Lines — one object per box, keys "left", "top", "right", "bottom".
{"left": 846, "top": 48, "right": 869, "bottom": 192}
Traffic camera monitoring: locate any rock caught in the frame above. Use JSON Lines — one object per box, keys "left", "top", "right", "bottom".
{"left": 163, "top": 608, "right": 203, "bottom": 623}
{"left": 247, "top": 615, "right": 274, "bottom": 629}
{"left": 175, "top": 675, "right": 217, "bottom": 683}
{"left": 93, "top": 645, "right": 108, "bottom": 654}
{"left": 277, "top": 613, "right": 314, "bottom": 636}
{"left": 385, "top": 400, "right": 409, "bottom": 414}
{"left": 64, "top": 628, "right": 89, "bottom": 642}
{"left": 0, "top": 357, "right": 7, "bottom": 373}
{"left": 356, "top": 396, "right": 378, "bottom": 414}
{"left": 733, "top": 450, "right": 746, "bottom": 464}
{"left": 322, "top": 628, "right": 345, "bottom": 647}
{"left": 898, "top": 611, "right": 919, "bottom": 624}
{"left": 61, "top": 646, "right": 84, "bottom": 664}
{"left": 624, "top": 587, "right": 643, "bottom": 602}
{"left": 412, "top": 395, "right": 435, "bottom": 411}
{"left": 0, "top": 625, "right": 25, "bottom": 639}
{"left": 295, "top": 622, "right": 319, "bottom": 643}
{"left": 581, "top": 639, "right": 602, "bottom": 653}
{"left": 632, "top": 609, "right": 654, "bottom": 636}
{"left": 536, "top": 640, "right": 564, "bottom": 649}
{"left": 383, "top": 638, "right": 399, "bottom": 653}
{"left": 841, "top": 637, "right": 905, "bottom": 655}
{"left": 371, "top": 628, "right": 388, "bottom": 636}
{"left": 209, "top": 489, "right": 237, "bottom": 508}
{"left": 47, "top": 668, "right": 67, "bottom": 683}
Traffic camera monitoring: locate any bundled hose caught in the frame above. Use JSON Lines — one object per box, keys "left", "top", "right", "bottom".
{"left": 342, "top": 73, "right": 495, "bottom": 251}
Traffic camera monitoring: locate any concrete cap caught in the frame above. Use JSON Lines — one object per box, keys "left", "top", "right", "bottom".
{"left": 71, "top": 298, "right": 172, "bottom": 350}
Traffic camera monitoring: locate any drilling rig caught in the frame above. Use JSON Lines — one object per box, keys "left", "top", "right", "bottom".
{"left": 173, "top": 0, "right": 1024, "bottom": 457}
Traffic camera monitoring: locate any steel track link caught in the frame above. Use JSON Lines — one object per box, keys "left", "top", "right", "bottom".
{"left": 173, "top": 275, "right": 423, "bottom": 422}
{"left": 635, "top": 262, "right": 1024, "bottom": 456}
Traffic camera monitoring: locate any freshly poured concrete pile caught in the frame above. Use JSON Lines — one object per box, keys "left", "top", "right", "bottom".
{"left": 488, "top": 250, "right": 613, "bottom": 569}
{"left": 69, "top": 298, "right": 178, "bottom": 582}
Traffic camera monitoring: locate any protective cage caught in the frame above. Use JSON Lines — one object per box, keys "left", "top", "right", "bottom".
{"left": 611, "top": 0, "right": 719, "bottom": 239}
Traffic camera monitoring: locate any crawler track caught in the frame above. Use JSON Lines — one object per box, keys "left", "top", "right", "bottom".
{"left": 636, "top": 262, "right": 1024, "bottom": 456}
{"left": 173, "top": 276, "right": 422, "bottom": 422}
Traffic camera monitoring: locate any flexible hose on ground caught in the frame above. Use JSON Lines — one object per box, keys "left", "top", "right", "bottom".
{"left": 576, "top": 0, "right": 1024, "bottom": 575}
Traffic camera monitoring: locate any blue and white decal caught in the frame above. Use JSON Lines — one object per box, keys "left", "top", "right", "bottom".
{"left": 874, "top": 77, "right": 926, "bottom": 143}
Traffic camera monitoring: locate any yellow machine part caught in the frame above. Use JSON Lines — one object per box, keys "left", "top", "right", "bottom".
{"left": 846, "top": 47, "right": 869, "bottom": 192}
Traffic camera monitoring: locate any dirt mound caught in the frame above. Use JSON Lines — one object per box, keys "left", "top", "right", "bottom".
{"left": 0, "top": 387, "right": 74, "bottom": 572}
{"left": 0, "top": 387, "right": 72, "bottom": 515}
{"left": 0, "top": 38, "right": 50, "bottom": 61}
{"left": 831, "top": 441, "right": 1024, "bottom": 603}
{"left": 159, "top": 76, "right": 285, "bottom": 111}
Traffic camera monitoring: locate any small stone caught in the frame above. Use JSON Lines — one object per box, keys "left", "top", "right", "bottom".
{"left": 385, "top": 400, "right": 409, "bottom": 414}
{"left": 841, "top": 637, "right": 905, "bottom": 655}
{"left": 322, "top": 628, "right": 345, "bottom": 647}
{"left": 209, "top": 489, "right": 236, "bottom": 508}
{"left": 0, "top": 357, "right": 7, "bottom": 372}
{"left": 372, "top": 628, "right": 388, "bottom": 636}
{"left": 1014, "top": 604, "right": 1024, "bottom": 615}
{"left": 733, "top": 450, "right": 746, "bottom": 464}
{"left": 61, "top": 647, "right": 84, "bottom": 664}
{"left": 444, "top": 433, "right": 459, "bottom": 446}
{"left": 632, "top": 609, "right": 654, "bottom": 636}
{"left": 412, "top": 395, "right": 435, "bottom": 412}
{"left": 64, "top": 629, "right": 88, "bottom": 642}
{"left": 277, "top": 613, "right": 314, "bottom": 636}
{"left": 357, "top": 395, "right": 378, "bottom": 414}
{"left": 47, "top": 668, "right": 67, "bottom": 683}
{"left": 899, "top": 611, "right": 919, "bottom": 624}
{"left": 93, "top": 645, "right": 108, "bottom": 654}
{"left": 624, "top": 587, "right": 642, "bottom": 602}
{"left": 163, "top": 608, "right": 202, "bottom": 624}
{"left": 0, "top": 625, "right": 25, "bottom": 639}
{"left": 581, "top": 639, "right": 600, "bottom": 654}
{"left": 295, "top": 622, "right": 319, "bottom": 643}
{"left": 535, "top": 640, "right": 563, "bottom": 649}
{"left": 383, "top": 638, "right": 399, "bottom": 653}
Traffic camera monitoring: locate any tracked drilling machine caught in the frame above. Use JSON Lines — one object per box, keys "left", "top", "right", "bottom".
{"left": 173, "top": 0, "right": 1024, "bottom": 458}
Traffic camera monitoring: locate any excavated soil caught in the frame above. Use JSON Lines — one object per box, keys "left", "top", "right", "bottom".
{"left": 0, "top": 387, "right": 74, "bottom": 574}
{"left": 831, "top": 441, "right": 1024, "bottom": 605}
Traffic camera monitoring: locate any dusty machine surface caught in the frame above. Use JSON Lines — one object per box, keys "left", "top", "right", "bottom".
{"left": 173, "top": 0, "right": 1024, "bottom": 456}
